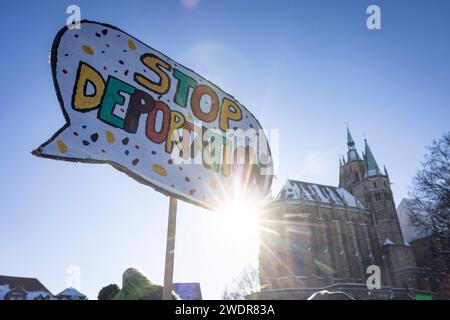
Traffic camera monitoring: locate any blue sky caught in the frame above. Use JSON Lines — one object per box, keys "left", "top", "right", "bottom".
{"left": 0, "top": 0, "right": 449, "bottom": 299}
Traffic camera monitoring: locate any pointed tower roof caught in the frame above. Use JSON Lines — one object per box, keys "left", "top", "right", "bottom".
{"left": 364, "top": 139, "right": 382, "bottom": 176}
{"left": 346, "top": 126, "right": 360, "bottom": 161}
{"left": 347, "top": 126, "right": 355, "bottom": 148}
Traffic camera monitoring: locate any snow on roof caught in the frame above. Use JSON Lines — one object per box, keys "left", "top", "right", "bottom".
{"left": 56, "top": 287, "right": 87, "bottom": 299}
{"left": 0, "top": 283, "right": 55, "bottom": 300}
{"left": 26, "top": 290, "right": 55, "bottom": 300}
{"left": 276, "top": 180, "right": 366, "bottom": 209}
{"left": 348, "top": 149, "right": 360, "bottom": 161}
{"left": 397, "top": 198, "right": 431, "bottom": 243}
{"left": 367, "top": 169, "right": 381, "bottom": 176}
{"left": 383, "top": 238, "right": 394, "bottom": 246}
{"left": 0, "top": 275, "right": 56, "bottom": 300}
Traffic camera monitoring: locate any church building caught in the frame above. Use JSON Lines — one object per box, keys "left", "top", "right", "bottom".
{"left": 255, "top": 128, "right": 445, "bottom": 299}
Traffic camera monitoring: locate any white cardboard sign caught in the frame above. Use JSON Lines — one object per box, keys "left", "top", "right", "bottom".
{"left": 33, "top": 20, "right": 273, "bottom": 211}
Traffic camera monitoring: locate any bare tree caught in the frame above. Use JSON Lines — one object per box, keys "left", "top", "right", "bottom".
{"left": 222, "top": 265, "right": 260, "bottom": 300}
{"left": 408, "top": 132, "right": 450, "bottom": 238}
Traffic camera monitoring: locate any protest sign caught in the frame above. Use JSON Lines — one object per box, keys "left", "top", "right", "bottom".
{"left": 33, "top": 20, "right": 273, "bottom": 211}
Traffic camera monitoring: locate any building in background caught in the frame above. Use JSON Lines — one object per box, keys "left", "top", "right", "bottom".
{"left": 397, "top": 199, "right": 450, "bottom": 297}
{"left": 254, "top": 128, "right": 447, "bottom": 300}
{"left": 0, "top": 275, "right": 53, "bottom": 300}
{"left": 0, "top": 275, "right": 88, "bottom": 300}
{"left": 56, "top": 287, "right": 88, "bottom": 300}
{"left": 397, "top": 199, "right": 429, "bottom": 244}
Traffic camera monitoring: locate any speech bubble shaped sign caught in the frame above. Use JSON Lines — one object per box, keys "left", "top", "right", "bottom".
{"left": 33, "top": 20, "right": 273, "bottom": 211}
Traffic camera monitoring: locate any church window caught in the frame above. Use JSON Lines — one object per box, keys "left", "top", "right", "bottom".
{"left": 374, "top": 192, "right": 382, "bottom": 202}
{"left": 431, "top": 244, "right": 438, "bottom": 259}
{"left": 373, "top": 182, "right": 377, "bottom": 188}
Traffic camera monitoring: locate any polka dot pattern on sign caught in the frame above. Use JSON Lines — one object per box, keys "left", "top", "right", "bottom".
{"left": 82, "top": 45, "right": 94, "bottom": 55}
{"left": 56, "top": 140, "right": 68, "bottom": 154}
{"left": 153, "top": 164, "right": 168, "bottom": 177}
{"left": 42, "top": 22, "right": 271, "bottom": 211}
{"left": 105, "top": 131, "right": 115, "bottom": 144}
{"left": 127, "top": 39, "right": 136, "bottom": 50}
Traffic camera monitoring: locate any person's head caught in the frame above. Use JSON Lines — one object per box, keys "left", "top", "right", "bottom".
{"left": 98, "top": 284, "right": 120, "bottom": 300}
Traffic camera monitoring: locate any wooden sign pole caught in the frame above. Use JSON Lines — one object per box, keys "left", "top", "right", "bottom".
{"left": 163, "top": 196, "right": 178, "bottom": 300}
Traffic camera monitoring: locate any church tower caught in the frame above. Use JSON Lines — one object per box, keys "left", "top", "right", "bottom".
{"left": 339, "top": 127, "right": 366, "bottom": 194}
{"left": 360, "top": 138, "right": 404, "bottom": 245}
{"left": 339, "top": 128, "right": 404, "bottom": 245}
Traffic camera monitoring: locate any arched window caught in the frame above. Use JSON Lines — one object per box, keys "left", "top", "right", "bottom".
{"left": 374, "top": 192, "right": 382, "bottom": 202}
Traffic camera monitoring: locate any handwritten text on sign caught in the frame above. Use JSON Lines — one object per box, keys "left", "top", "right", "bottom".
{"left": 33, "top": 21, "right": 273, "bottom": 210}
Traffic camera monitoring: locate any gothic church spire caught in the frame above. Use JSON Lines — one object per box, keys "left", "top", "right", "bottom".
{"left": 346, "top": 126, "right": 360, "bottom": 161}
{"left": 364, "top": 139, "right": 382, "bottom": 176}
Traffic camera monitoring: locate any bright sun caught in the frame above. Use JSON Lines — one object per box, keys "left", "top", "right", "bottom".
{"left": 212, "top": 175, "right": 266, "bottom": 260}
{"left": 218, "top": 196, "right": 260, "bottom": 243}
{"left": 207, "top": 180, "right": 264, "bottom": 291}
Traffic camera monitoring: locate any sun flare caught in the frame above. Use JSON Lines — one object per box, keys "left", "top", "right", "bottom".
{"left": 218, "top": 196, "right": 260, "bottom": 244}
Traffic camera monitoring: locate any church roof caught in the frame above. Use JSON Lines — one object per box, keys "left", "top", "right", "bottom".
{"left": 364, "top": 139, "right": 382, "bottom": 176}
{"left": 347, "top": 127, "right": 355, "bottom": 148}
{"left": 397, "top": 198, "right": 431, "bottom": 243}
{"left": 346, "top": 127, "right": 360, "bottom": 161}
{"left": 276, "top": 180, "right": 366, "bottom": 209}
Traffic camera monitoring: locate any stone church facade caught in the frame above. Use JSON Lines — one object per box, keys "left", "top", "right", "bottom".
{"left": 255, "top": 128, "right": 446, "bottom": 299}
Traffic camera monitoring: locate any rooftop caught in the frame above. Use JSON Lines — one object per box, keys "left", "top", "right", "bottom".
{"left": 56, "top": 287, "right": 87, "bottom": 300}
{"left": 275, "top": 179, "right": 366, "bottom": 209}
{"left": 0, "top": 275, "right": 54, "bottom": 300}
